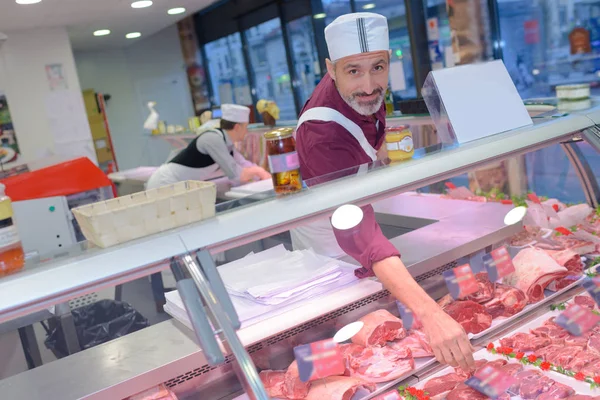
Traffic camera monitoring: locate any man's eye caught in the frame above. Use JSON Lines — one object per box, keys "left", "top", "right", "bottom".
{"left": 349, "top": 69, "right": 359, "bottom": 75}
{"left": 374, "top": 65, "right": 384, "bottom": 71}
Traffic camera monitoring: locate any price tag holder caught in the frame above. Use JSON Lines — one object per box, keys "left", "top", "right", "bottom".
{"left": 483, "top": 247, "right": 515, "bottom": 282}
{"left": 555, "top": 304, "right": 600, "bottom": 336}
{"left": 465, "top": 364, "right": 516, "bottom": 400}
{"left": 396, "top": 301, "right": 414, "bottom": 331}
{"left": 582, "top": 277, "right": 600, "bottom": 306}
{"left": 294, "top": 339, "right": 345, "bottom": 382}
{"left": 443, "top": 264, "right": 479, "bottom": 299}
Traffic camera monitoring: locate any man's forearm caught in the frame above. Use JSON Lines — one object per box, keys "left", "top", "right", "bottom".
{"left": 372, "top": 255, "right": 439, "bottom": 317}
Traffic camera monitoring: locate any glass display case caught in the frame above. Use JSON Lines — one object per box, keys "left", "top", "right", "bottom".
{"left": 1, "top": 104, "right": 600, "bottom": 399}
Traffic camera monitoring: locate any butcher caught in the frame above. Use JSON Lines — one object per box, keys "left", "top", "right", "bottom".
{"left": 146, "top": 104, "right": 270, "bottom": 190}
{"left": 293, "top": 12, "right": 475, "bottom": 370}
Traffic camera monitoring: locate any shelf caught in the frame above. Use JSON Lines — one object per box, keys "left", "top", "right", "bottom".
{"left": 0, "top": 197, "right": 520, "bottom": 400}
{"left": 0, "top": 112, "right": 594, "bottom": 326}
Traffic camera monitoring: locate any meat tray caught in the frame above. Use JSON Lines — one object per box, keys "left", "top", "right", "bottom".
{"left": 469, "top": 278, "right": 585, "bottom": 340}
{"left": 413, "top": 347, "right": 597, "bottom": 398}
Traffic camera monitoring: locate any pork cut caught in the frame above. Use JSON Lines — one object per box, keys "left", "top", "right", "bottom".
{"left": 352, "top": 309, "right": 406, "bottom": 347}
{"left": 575, "top": 295, "right": 596, "bottom": 311}
{"left": 500, "top": 332, "right": 551, "bottom": 352}
{"left": 509, "top": 369, "right": 542, "bottom": 394}
{"left": 551, "top": 347, "right": 586, "bottom": 367}
{"left": 566, "top": 334, "right": 591, "bottom": 348}
{"left": 567, "top": 396, "right": 600, "bottom": 400}
{"left": 304, "top": 376, "right": 375, "bottom": 400}
{"left": 553, "top": 236, "right": 596, "bottom": 256}
{"left": 465, "top": 273, "right": 496, "bottom": 303}
{"left": 284, "top": 361, "right": 311, "bottom": 399}
{"left": 443, "top": 300, "right": 493, "bottom": 334}
{"left": 482, "top": 283, "right": 528, "bottom": 318}
{"left": 520, "top": 374, "right": 554, "bottom": 399}
{"left": 259, "top": 370, "right": 287, "bottom": 398}
{"left": 587, "top": 333, "right": 600, "bottom": 356}
{"left": 546, "top": 249, "right": 583, "bottom": 273}
{"left": 389, "top": 329, "right": 433, "bottom": 358}
{"left": 535, "top": 345, "right": 566, "bottom": 361}
{"left": 566, "top": 350, "right": 600, "bottom": 372}
{"left": 580, "top": 359, "right": 600, "bottom": 377}
{"left": 536, "top": 382, "right": 575, "bottom": 400}
{"left": 504, "top": 248, "right": 569, "bottom": 303}
{"left": 422, "top": 372, "right": 463, "bottom": 398}
{"left": 446, "top": 383, "right": 488, "bottom": 400}
{"left": 339, "top": 342, "right": 414, "bottom": 383}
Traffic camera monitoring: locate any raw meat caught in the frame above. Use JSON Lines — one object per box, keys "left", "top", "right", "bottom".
{"left": 566, "top": 350, "right": 600, "bottom": 372}
{"left": 565, "top": 334, "right": 591, "bottom": 347}
{"left": 535, "top": 345, "right": 567, "bottom": 361}
{"left": 443, "top": 300, "right": 493, "bottom": 334}
{"left": 580, "top": 359, "right": 600, "bottom": 377}
{"left": 548, "top": 276, "right": 582, "bottom": 292}
{"left": 446, "top": 383, "right": 487, "bottom": 400}
{"left": 511, "top": 226, "right": 544, "bottom": 246}
{"left": 504, "top": 248, "right": 569, "bottom": 303}
{"left": 587, "top": 333, "right": 600, "bottom": 356}
{"left": 304, "top": 376, "right": 375, "bottom": 400}
{"left": 437, "top": 294, "right": 454, "bottom": 309}
{"left": 547, "top": 249, "right": 583, "bottom": 273}
{"left": 482, "top": 283, "right": 528, "bottom": 318}
{"left": 352, "top": 309, "right": 406, "bottom": 347}
{"left": 465, "top": 273, "right": 496, "bottom": 303}
{"left": 568, "top": 396, "right": 600, "bottom": 400}
{"left": 284, "top": 361, "right": 311, "bottom": 399}
{"left": 500, "top": 332, "right": 551, "bottom": 352}
{"left": 575, "top": 295, "right": 596, "bottom": 310}
{"left": 339, "top": 343, "right": 414, "bottom": 383}
{"left": 520, "top": 374, "right": 554, "bottom": 399}
{"left": 537, "top": 382, "right": 575, "bottom": 399}
{"left": 553, "top": 236, "right": 596, "bottom": 256}
{"left": 422, "top": 373, "right": 463, "bottom": 398}
{"left": 509, "top": 369, "right": 542, "bottom": 394}
{"left": 547, "top": 347, "right": 585, "bottom": 367}
{"left": 500, "top": 362, "right": 524, "bottom": 377}
{"left": 389, "top": 329, "right": 433, "bottom": 358}
{"left": 260, "top": 370, "right": 287, "bottom": 398}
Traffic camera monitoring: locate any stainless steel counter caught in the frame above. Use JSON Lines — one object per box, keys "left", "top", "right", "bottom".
{"left": 0, "top": 195, "right": 520, "bottom": 400}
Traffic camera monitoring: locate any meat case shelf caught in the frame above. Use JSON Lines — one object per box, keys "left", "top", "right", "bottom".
{"left": 1, "top": 107, "right": 600, "bottom": 400}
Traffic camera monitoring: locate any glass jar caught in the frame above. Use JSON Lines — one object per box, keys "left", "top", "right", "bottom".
{"left": 385, "top": 125, "right": 414, "bottom": 162}
{"left": 264, "top": 128, "right": 303, "bottom": 194}
{"left": 0, "top": 183, "right": 24, "bottom": 276}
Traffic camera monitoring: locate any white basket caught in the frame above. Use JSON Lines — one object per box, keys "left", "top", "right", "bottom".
{"left": 72, "top": 180, "right": 216, "bottom": 248}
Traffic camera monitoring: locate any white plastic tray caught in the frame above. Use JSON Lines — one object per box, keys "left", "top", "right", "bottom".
{"left": 414, "top": 347, "right": 596, "bottom": 398}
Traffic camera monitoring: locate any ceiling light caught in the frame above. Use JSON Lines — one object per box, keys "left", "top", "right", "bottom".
{"left": 362, "top": 3, "right": 376, "bottom": 9}
{"left": 313, "top": 13, "right": 327, "bottom": 20}
{"left": 168, "top": 7, "right": 186, "bottom": 15}
{"left": 131, "top": 0, "right": 153, "bottom": 8}
{"left": 532, "top": 68, "right": 540, "bottom": 76}
{"left": 126, "top": 32, "right": 141, "bottom": 39}
{"left": 15, "top": 0, "right": 42, "bottom": 4}
{"left": 93, "top": 30, "right": 111, "bottom": 37}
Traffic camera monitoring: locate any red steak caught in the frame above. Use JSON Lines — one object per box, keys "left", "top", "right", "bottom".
{"left": 443, "top": 300, "right": 493, "bottom": 334}
{"left": 575, "top": 295, "right": 596, "bottom": 311}
{"left": 566, "top": 350, "right": 600, "bottom": 372}
{"left": 352, "top": 309, "right": 406, "bottom": 347}
{"left": 422, "top": 372, "right": 463, "bottom": 397}
{"left": 482, "top": 283, "right": 528, "bottom": 318}
{"left": 465, "top": 273, "right": 496, "bottom": 303}
{"left": 537, "top": 382, "right": 575, "bottom": 399}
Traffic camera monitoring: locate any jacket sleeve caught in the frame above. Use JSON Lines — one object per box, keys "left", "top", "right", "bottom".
{"left": 298, "top": 122, "right": 400, "bottom": 277}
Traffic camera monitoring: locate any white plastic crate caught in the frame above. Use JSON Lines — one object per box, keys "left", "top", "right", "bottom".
{"left": 72, "top": 181, "right": 216, "bottom": 248}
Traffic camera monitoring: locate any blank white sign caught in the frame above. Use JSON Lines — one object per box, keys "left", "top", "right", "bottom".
{"left": 431, "top": 60, "right": 532, "bottom": 144}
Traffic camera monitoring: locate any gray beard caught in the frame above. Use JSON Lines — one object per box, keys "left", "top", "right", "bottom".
{"left": 341, "top": 92, "right": 384, "bottom": 116}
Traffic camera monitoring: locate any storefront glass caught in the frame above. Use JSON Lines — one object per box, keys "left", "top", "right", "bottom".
{"left": 498, "top": 0, "right": 600, "bottom": 98}
{"left": 287, "top": 16, "right": 320, "bottom": 107}
{"left": 244, "top": 18, "right": 297, "bottom": 120}
{"left": 204, "top": 34, "right": 253, "bottom": 107}
{"left": 354, "top": 0, "right": 417, "bottom": 99}
{"left": 321, "top": 0, "right": 353, "bottom": 26}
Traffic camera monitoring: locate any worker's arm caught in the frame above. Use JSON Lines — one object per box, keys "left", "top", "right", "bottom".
{"left": 373, "top": 257, "right": 475, "bottom": 371}
{"left": 233, "top": 149, "right": 270, "bottom": 180}
{"left": 197, "top": 132, "right": 266, "bottom": 185}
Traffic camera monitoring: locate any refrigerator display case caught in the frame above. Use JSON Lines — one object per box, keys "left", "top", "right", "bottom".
{"left": 1, "top": 105, "right": 600, "bottom": 399}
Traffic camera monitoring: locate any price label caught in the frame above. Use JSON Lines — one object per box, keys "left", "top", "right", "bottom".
{"left": 555, "top": 304, "right": 600, "bottom": 336}
{"left": 294, "top": 339, "right": 345, "bottom": 382}
{"left": 465, "top": 364, "right": 516, "bottom": 399}
{"left": 528, "top": 192, "right": 542, "bottom": 204}
{"left": 443, "top": 264, "right": 479, "bottom": 299}
{"left": 371, "top": 391, "right": 403, "bottom": 400}
{"left": 582, "top": 277, "right": 600, "bottom": 307}
{"left": 396, "top": 301, "right": 414, "bottom": 331}
{"left": 483, "top": 247, "right": 515, "bottom": 282}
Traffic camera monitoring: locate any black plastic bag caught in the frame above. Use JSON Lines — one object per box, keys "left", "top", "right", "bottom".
{"left": 44, "top": 300, "right": 148, "bottom": 358}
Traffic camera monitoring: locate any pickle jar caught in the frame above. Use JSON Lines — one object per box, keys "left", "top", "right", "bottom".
{"left": 264, "top": 127, "right": 303, "bottom": 194}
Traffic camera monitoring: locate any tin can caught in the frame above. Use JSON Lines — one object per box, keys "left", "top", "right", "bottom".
{"left": 264, "top": 128, "right": 302, "bottom": 194}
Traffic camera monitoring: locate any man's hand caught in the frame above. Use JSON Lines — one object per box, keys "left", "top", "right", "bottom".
{"left": 240, "top": 166, "right": 271, "bottom": 183}
{"left": 420, "top": 308, "right": 475, "bottom": 371}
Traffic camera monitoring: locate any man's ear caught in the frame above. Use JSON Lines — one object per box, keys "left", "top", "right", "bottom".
{"left": 326, "top": 58, "right": 336, "bottom": 81}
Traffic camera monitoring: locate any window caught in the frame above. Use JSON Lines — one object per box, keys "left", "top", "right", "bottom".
{"left": 498, "top": 0, "right": 600, "bottom": 98}
{"left": 321, "top": 0, "right": 352, "bottom": 25}
{"left": 354, "top": 0, "right": 417, "bottom": 99}
{"left": 287, "top": 16, "right": 320, "bottom": 106}
{"left": 244, "top": 18, "right": 297, "bottom": 120}
{"left": 204, "top": 33, "right": 252, "bottom": 107}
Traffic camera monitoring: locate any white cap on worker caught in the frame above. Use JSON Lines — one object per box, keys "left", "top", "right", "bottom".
{"left": 325, "top": 13, "right": 389, "bottom": 62}
{"left": 221, "top": 104, "right": 250, "bottom": 123}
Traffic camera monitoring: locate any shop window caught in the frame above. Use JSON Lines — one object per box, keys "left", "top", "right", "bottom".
{"left": 287, "top": 16, "right": 321, "bottom": 106}
{"left": 321, "top": 0, "right": 353, "bottom": 25}
{"left": 204, "top": 33, "right": 253, "bottom": 107}
{"left": 244, "top": 18, "right": 297, "bottom": 120}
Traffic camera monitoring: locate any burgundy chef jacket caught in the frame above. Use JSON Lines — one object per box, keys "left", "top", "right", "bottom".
{"left": 296, "top": 74, "right": 400, "bottom": 278}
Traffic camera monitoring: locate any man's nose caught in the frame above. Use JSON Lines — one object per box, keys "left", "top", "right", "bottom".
{"left": 361, "top": 73, "right": 378, "bottom": 94}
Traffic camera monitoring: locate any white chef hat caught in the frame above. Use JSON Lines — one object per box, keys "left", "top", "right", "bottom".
{"left": 325, "top": 13, "right": 389, "bottom": 62}
{"left": 221, "top": 104, "right": 250, "bottom": 123}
